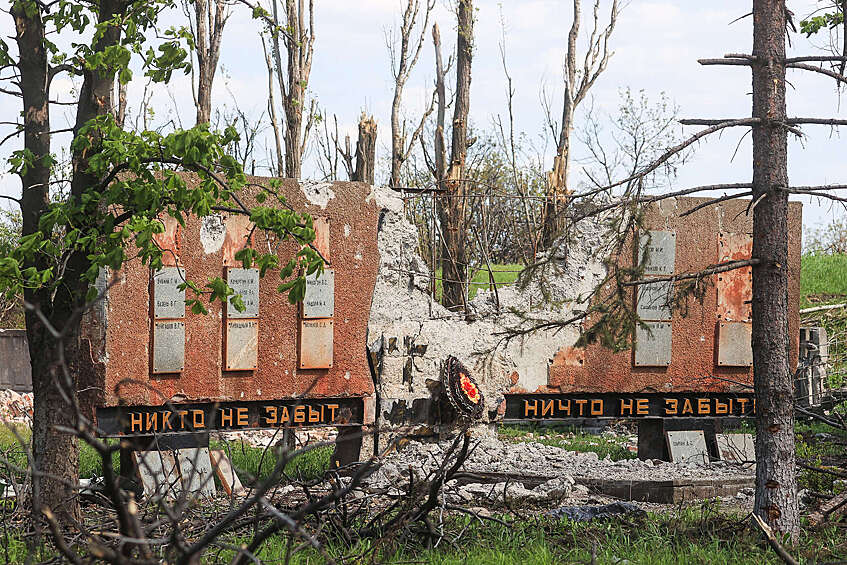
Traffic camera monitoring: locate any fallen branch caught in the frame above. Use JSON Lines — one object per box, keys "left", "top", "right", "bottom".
{"left": 799, "top": 303, "right": 846, "bottom": 315}
{"left": 808, "top": 492, "right": 847, "bottom": 526}
{"left": 752, "top": 513, "right": 799, "bottom": 565}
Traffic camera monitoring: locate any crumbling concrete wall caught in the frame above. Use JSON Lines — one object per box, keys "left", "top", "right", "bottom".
{"left": 365, "top": 188, "right": 803, "bottom": 433}
{"left": 365, "top": 186, "right": 608, "bottom": 429}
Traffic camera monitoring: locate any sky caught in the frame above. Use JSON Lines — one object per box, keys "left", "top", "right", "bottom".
{"left": 1, "top": 0, "right": 846, "bottom": 236}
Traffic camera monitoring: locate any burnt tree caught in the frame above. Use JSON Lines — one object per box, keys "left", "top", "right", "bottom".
{"left": 440, "top": 0, "right": 473, "bottom": 311}
{"left": 750, "top": 0, "right": 798, "bottom": 538}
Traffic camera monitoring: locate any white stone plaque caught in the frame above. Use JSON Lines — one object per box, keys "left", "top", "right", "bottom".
{"left": 634, "top": 321, "right": 672, "bottom": 367}
{"left": 638, "top": 231, "right": 676, "bottom": 276}
{"left": 637, "top": 280, "right": 673, "bottom": 321}
{"left": 665, "top": 430, "right": 709, "bottom": 465}
{"left": 226, "top": 319, "right": 258, "bottom": 371}
{"left": 153, "top": 267, "right": 186, "bottom": 319}
{"left": 152, "top": 320, "right": 185, "bottom": 373}
{"left": 299, "top": 319, "right": 333, "bottom": 369}
{"left": 302, "top": 269, "right": 335, "bottom": 319}
{"left": 227, "top": 268, "right": 260, "bottom": 318}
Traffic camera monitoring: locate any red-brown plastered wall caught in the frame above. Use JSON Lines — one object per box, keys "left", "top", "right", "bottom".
{"left": 548, "top": 197, "right": 802, "bottom": 393}
{"left": 102, "top": 177, "right": 379, "bottom": 406}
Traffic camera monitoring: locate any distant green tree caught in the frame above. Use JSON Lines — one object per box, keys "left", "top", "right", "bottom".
{"left": 2, "top": 0, "right": 321, "bottom": 523}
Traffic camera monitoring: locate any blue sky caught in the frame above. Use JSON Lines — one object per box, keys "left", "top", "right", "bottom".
{"left": 1, "top": 0, "right": 846, "bottom": 234}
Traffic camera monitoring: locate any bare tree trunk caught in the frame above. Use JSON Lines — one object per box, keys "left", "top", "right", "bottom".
{"left": 115, "top": 80, "right": 127, "bottom": 128}
{"left": 191, "top": 0, "right": 228, "bottom": 125}
{"left": 751, "top": 0, "right": 799, "bottom": 540}
{"left": 432, "top": 23, "right": 447, "bottom": 186}
{"left": 440, "top": 0, "right": 473, "bottom": 311}
{"left": 271, "top": 0, "right": 315, "bottom": 180}
{"left": 354, "top": 114, "right": 377, "bottom": 184}
{"left": 389, "top": 0, "right": 435, "bottom": 187}
{"left": 262, "top": 37, "right": 285, "bottom": 176}
{"left": 542, "top": 0, "right": 618, "bottom": 248}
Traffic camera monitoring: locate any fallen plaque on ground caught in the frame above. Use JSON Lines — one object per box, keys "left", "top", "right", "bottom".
{"left": 716, "top": 433, "right": 755, "bottom": 463}
{"left": 665, "top": 430, "right": 709, "bottom": 465}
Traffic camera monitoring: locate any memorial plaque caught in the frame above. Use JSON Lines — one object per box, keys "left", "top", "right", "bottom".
{"left": 634, "top": 321, "right": 672, "bottom": 367}
{"left": 227, "top": 268, "right": 260, "bottom": 318}
{"left": 716, "top": 433, "right": 755, "bottom": 464}
{"left": 638, "top": 230, "right": 676, "bottom": 276}
{"left": 134, "top": 450, "right": 181, "bottom": 500}
{"left": 226, "top": 319, "right": 258, "bottom": 371}
{"left": 637, "top": 280, "right": 673, "bottom": 321}
{"left": 303, "top": 269, "right": 335, "bottom": 319}
{"left": 153, "top": 267, "right": 186, "bottom": 319}
{"left": 717, "top": 322, "right": 753, "bottom": 366}
{"left": 152, "top": 320, "right": 185, "bottom": 374}
{"left": 176, "top": 447, "right": 216, "bottom": 497}
{"left": 665, "top": 430, "right": 709, "bottom": 465}
{"left": 300, "top": 319, "right": 333, "bottom": 369}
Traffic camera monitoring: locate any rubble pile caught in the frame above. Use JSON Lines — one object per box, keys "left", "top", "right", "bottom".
{"left": 362, "top": 435, "right": 755, "bottom": 507}
{"left": 0, "top": 389, "right": 33, "bottom": 423}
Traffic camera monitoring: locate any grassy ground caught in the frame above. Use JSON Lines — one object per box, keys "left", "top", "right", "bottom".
{"left": 434, "top": 263, "right": 523, "bottom": 301}
{"left": 215, "top": 506, "right": 846, "bottom": 565}
{"left": 800, "top": 253, "right": 847, "bottom": 306}
{"left": 498, "top": 423, "right": 636, "bottom": 461}
{"left": 0, "top": 424, "right": 331, "bottom": 486}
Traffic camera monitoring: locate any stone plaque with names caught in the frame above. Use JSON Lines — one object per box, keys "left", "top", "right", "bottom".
{"left": 634, "top": 321, "right": 672, "bottom": 367}
{"left": 226, "top": 320, "right": 258, "bottom": 371}
{"left": 637, "top": 280, "right": 673, "bottom": 321}
{"left": 638, "top": 230, "right": 676, "bottom": 276}
{"left": 300, "top": 319, "right": 333, "bottom": 369}
{"left": 665, "top": 430, "right": 709, "bottom": 465}
{"left": 227, "top": 268, "right": 260, "bottom": 318}
{"left": 303, "top": 269, "right": 335, "bottom": 319}
{"left": 152, "top": 320, "right": 185, "bottom": 373}
{"left": 153, "top": 267, "right": 186, "bottom": 319}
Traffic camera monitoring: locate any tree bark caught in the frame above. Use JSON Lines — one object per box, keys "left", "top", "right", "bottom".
{"left": 440, "top": 0, "right": 473, "bottom": 311}
{"left": 751, "top": 0, "right": 799, "bottom": 539}
{"left": 193, "top": 0, "right": 227, "bottom": 125}
{"left": 12, "top": 0, "right": 81, "bottom": 526}
{"left": 354, "top": 115, "right": 377, "bottom": 185}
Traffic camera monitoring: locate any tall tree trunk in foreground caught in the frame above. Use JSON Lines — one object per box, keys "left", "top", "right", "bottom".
{"left": 12, "top": 0, "right": 80, "bottom": 525}
{"left": 751, "top": 0, "right": 799, "bottom": 539}
{"left": 439, "top": 0, "right": 473, "bottom": 311}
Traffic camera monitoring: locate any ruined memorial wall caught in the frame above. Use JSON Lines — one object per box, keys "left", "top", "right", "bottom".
{"left": 367, "top": 188, "right": 802, "bottom": 430}
{"left": 87, "top": 177, "right": 800, "bottom": 439}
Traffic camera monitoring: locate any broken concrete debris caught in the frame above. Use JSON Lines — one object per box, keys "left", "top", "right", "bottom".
{"left": 366, "top": 185, "right": 609, "bottom": 429}
{"left": 0, "top": 389, "right": 32, "bottom": 422}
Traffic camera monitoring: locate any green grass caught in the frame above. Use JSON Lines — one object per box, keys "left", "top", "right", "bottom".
{"left": 435, "top": 263, "right": 523, "bottom": 301}
{"left": 800, "top": 253, "right": 847, "bottom": 306}
{"left": 498, "top": 423, "right": 636, "bottom": 461}
{"left": 217, "top": 505, "right": 846, "bottom": 565}
{"left": 0, "top": 425, "right": 331, "bottom": 487}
